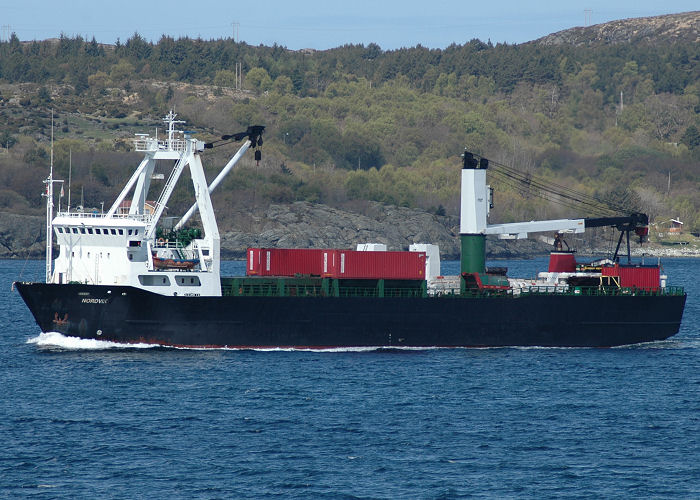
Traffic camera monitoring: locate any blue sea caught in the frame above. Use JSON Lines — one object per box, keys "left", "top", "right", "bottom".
{"left": 2, "top": 257, "right": 699, "bottom": 499}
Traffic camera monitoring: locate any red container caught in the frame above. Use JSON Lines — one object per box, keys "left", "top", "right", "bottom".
{"left": 247, "top": 248, "right": 262, "bottom": 275}
{"left": 270, "top": 248, "right": 325, "bottom": 277}
{"left": 548, "top": 252, "right": 576, "bottom": 272}
{"left": 336, "top": 250, "right": 425, "bottom": 280}
{"left": 601, "top": 264, "right": 660, "bottom": 290}
{"left": 247, "top": 248, "right": 426, "bottom": 280}
{"left": 247, "top": 248, "right": 337, "bottom": 277}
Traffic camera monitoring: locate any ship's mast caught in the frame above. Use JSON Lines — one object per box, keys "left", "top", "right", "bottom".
{"left": 165, "top": 110, "right": 185, "bottom": 147}
{"left": 43, "top": 111, "right": 55, "bottom": 283}
{"left": 42, "top": 111, "right": 64, "bottom": 283}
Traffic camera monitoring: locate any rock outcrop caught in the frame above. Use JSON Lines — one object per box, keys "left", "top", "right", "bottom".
{"left": 533, "top": 11, "right": 699, "bottom": 47}
{"left": 220, "top": 201, "right": 463, "bottom": 258}
{"left": 219, "top": 201, "right": 550, "bottom": 259}
{"left": 0, "top": 203, "right": 554, "bottom": 261}
{"left": 0, "top": 212, "right": 45, "bottom": 258}
{"left": 7, "top": 204, "right": 694, "bottom": 260}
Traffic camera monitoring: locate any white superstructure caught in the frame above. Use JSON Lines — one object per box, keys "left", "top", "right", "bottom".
{"left": 46, "top": 112, "right": 262, "bottom": 297}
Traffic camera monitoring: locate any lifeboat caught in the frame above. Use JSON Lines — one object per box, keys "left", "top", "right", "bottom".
{"left": 152, "top": 255, "right": 199, "bottom": 270}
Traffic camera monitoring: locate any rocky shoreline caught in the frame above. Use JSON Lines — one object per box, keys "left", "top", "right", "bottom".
{"left": 0, "top": 212, "right": 45, "bottom": 259}
{"left": 2, "top": 204, "right": 698, "bottom": 261}
{"left": 218, "top": 201, "right": 556, "bottom": 260}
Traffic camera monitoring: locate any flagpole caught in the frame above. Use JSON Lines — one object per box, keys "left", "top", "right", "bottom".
{"left": 68, "top": 148, "right": 72, "bottom": 213}
{"left": 44, "top": 110, "right": 54, "bottom": 283}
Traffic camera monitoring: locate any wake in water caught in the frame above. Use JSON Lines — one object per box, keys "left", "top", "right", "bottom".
{"left": 25, "top": 332, "right": 448, "bottom": 352}
{"left": 27, "top": 331, "right": 697, "bottom": 352}
{"left": 618, "top": 337, "right": 700, "bottom": 350}
{"left": 244, "top": 346, "right": 447, "bottom": 353}
{"left": 27, "top": 332, "right": 158, "bottom": 350}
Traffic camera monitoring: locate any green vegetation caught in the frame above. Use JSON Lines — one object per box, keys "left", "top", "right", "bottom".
{"left": 0, "top": 31, "right": 698, "bottom": 230}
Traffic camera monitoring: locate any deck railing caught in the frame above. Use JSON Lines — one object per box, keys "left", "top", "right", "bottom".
{"left": 221, "top": 280, "right": 685, "bottom": 299}
{"left": 55, "top": 211, "right": 152, "bottom": 222}
{"left": 133, "top": 137, "right": 186, "bottom": 153}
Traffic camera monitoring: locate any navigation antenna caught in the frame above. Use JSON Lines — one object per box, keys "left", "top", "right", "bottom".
{"left": 164, "top": 110, "right": 185, "bottom": 147}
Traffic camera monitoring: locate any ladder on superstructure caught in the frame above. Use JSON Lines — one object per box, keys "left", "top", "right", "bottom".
{"left": 146, "top": 153, "right": 189, "bottom": 240}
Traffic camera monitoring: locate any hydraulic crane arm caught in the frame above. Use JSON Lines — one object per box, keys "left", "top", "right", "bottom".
{"left": 584, "top": 213, "right": 648, "bottom": 230}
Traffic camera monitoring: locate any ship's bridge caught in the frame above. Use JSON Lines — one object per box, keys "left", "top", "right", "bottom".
{"left": 41, "top": 111, "right": 268, "bottom": 297}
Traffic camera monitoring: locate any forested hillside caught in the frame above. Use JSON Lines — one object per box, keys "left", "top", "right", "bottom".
{"left": 0, "top": 11, "right": 698, "bottom": 233}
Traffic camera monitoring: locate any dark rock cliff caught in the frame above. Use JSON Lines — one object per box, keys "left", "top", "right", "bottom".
{"left": 220, "top": 201, "right": 550, "bottom": 259}
{"left": 1, "top": 203, "right": 551, "bottom": 260}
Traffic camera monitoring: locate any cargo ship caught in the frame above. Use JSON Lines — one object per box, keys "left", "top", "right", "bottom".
{"left": 15, "top": 113, "right": 686, "bottom": 348}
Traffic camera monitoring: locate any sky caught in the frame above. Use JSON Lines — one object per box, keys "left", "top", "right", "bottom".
{"left": 4, "top": 1, "right": 698, "bottom": 50}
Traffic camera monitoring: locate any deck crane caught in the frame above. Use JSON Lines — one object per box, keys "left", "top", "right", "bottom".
{"left": 459, "top": 150, "right": 650, "bottom": 275}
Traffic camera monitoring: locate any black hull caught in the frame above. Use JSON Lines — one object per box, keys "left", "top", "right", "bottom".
{"left": 16, "top": 283, "right": 686, "bottom": 348}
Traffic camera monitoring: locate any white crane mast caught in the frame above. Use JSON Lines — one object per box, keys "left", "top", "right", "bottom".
{"left": 459, "top": 154, "right": 586, "bottom": 239}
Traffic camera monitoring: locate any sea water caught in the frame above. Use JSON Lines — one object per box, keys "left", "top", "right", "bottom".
{"left": 1, "top": 258, "right": 699, "bottom": 498}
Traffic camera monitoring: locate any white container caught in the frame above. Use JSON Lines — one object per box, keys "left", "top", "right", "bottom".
{"left": 409, "top": 243, "right": 440, "bottom": 281}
